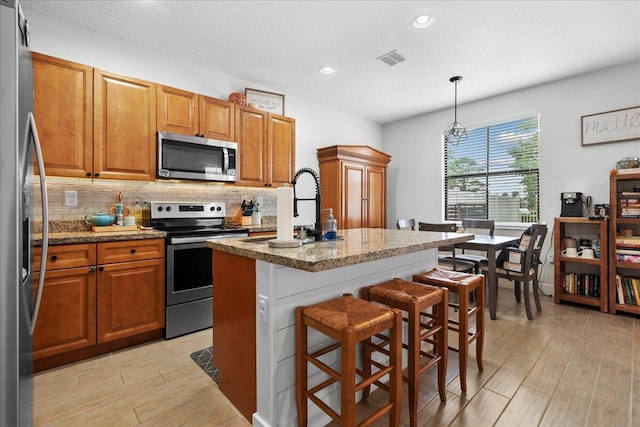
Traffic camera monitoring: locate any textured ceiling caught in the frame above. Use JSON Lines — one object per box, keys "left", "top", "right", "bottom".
{"left": 21, "top": 0, "right": 640, "bottom": 124}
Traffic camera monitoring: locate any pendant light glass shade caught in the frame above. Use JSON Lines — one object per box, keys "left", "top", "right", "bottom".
{"left": 444, "top": 76, "right": 467, "bottom": 145}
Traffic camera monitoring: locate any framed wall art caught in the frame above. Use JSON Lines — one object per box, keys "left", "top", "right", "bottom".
{"left": 581, "top": 106, "right": 640, "bottom": 146}
{"left": 245, "top": 88, "right": 285, "bottom": 115}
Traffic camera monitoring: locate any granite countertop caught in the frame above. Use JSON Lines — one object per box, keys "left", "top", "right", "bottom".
{"left": 205, "top": 228, "right": 474, "bottom": 272}
{"left": 31, "top": 220, "right": 166, "bottom": 246}
{"left": 33, "top": 229, "right": 167, "bottom": 246}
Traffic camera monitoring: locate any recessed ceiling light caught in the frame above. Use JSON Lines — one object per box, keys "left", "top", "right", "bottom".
{"left": 319, "top": 66, "right": 335, "bottom": 75}
{"left": 412, "top": 15, "right": 435, "bottom": 29}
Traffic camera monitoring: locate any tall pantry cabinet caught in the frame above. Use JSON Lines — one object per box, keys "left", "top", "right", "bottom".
{"left": 318, "top": 145, "right": 391, "bottom": 229}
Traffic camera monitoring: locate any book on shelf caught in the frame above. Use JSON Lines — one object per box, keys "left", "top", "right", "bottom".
{"left": 616, "top": 275, "right": 625, "bottom": 305}
{"left": 616, "top": 237, "right": 640, "bottom": 245}
{"left": 615, "top": 248, "right": 640, "bottom": 255}
{"left": 616, "top": 254, "right": 640, "bottom": 262}
{"left": 562, "top": 272, "right": 600, "bottom": 297}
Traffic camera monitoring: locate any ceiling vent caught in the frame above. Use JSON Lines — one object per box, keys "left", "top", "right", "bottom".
{"left": 377, "top": 49, "right": 405, "bottom": 66}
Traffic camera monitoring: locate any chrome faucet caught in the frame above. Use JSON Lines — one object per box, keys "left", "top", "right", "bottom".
{"left": 291, "top": 168, "right": 322, "bottom": 241}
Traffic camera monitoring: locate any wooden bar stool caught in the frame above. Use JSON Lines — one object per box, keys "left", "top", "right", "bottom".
{"left": 412, "top": 268, "right": 485, "bottom": 393}
{"left": 295, "top": 293, "right": 402, "bottom": 426}
{"left": 360, "top": 278, "right": 448, "bottom": 427}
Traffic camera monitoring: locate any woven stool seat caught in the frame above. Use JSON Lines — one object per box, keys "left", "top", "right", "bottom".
{"left": 296, "top": 294, "right": 402, "bottom": 426}
{"left": 413, "top": 267, "right": 485, "bottom": 394}
{"left": 368, "top": 277, "right": 444, "bottom": 305}
{"left": 302, "top": 294, "right": 394, "bottom": 333}
{"left": 361, "top": 278, "right": 448, "bottom": 427}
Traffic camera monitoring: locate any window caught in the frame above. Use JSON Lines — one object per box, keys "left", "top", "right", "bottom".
{"left": 444, "top": 115, "right": 539, "bottom": 224}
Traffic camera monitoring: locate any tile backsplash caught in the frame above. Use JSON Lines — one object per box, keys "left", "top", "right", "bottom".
{"left": 33, "top": 177, "right": 278, "bottom": 222}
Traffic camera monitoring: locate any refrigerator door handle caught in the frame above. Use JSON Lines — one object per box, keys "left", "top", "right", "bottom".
{"left": 28, "top": 112, "right": 48, "bottom": 335}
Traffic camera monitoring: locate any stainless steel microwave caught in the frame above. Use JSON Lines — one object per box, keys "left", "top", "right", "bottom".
{"left": 157, "top": 132, "right": 238, "bottom": 182}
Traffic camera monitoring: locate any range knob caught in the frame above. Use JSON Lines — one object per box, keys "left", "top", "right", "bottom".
{"left": 157, "top": 206, "right": 163, "bottom": 212}
{"left": 216, "top": 206, "right": 222, "bottom": 211}
{"left": 166, "top": 206, "right": 172, "bottom": 212}
{"left": 210, "top": 206, "right": 216, "bottom": 211}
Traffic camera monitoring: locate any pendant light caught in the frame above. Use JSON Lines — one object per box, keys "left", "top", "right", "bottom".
{"left": 444, "top": 75, "right": 467, "bottom": 145}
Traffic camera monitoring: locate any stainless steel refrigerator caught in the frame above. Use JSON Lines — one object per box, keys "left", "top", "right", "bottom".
{"left": 1, "top": 0, "right": 49, "bottom": 425}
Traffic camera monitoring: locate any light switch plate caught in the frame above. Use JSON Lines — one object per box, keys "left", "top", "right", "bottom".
{"left": 65, "top": 191, "right": 78, "bottom": 207}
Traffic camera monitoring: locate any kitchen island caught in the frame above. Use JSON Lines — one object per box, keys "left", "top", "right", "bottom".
{"left": 205, "top": 228, "right": 473, "bottom": 427}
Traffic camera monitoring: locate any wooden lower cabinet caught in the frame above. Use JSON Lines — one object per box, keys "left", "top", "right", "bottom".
{"left": 32, "top": 267, "right": 97, "bottom": 360}
{"left": 33, "top": 239, "right": 165, "bottom": 371}
{"left": 97, "top": 258, "right": 165, "bottom": 343}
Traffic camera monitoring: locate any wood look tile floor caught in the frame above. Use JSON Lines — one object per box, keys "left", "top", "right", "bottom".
{"left": 33, "top": 288, "right": 640, "bottom": 427}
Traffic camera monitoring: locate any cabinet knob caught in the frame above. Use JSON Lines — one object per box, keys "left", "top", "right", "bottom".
{"left": 88, "top": 266, "right": 96, "bottom": 273}
{"left": 98, "top": 266, "right": 104, "bottom": 272}
{"left": 94, "top": 173, "right": 100, "bottom": 178}
{"left": 50, "top": 255, "right": 57, "bottom": 261}
{"left": 130, "top": 248, "right": 136, "bottom": 254}
{"left": 86, "top": 172, "right": 92, "bottom": 177}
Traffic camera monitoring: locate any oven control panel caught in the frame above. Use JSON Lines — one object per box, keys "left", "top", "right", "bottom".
{"left": 150, "top": 201, "right": 226, "bottom": 219}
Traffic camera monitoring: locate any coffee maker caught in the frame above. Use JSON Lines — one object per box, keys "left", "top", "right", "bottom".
{"left": 560, "top": 192, "right": 585, "bottom": 217}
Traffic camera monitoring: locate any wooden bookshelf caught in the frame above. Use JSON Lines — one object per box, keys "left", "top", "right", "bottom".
{"left": 554, "top": 217, "right": 608, "bottom": 312}
{"left": 609, "top": 172, "right": 640, "bottom": 315}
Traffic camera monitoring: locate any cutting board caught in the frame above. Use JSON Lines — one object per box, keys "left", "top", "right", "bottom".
{"left": 109, "top": 204, "right": 131, "bottom": 216}
{"left": 92, "top": 225, "right": 138, "bottom": 232}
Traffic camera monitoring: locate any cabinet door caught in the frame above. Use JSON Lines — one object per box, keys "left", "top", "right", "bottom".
{"left": 235, "top": 105, "right": 268, "bottom": 186}
{"left": 32, "top": 267, "right": 96, "bottom": 360}
{"left": 157, "top": 85, "right": 198, "bottom": 135}
{"left": 97, "top": 258, "right": 165, "bottom": 343}
{"left": 268, "top": 114, "right": 295, "bottom": 187}
{"left": 32, "top": 53, "right": 93, "bottom": 178}
{"left": 200, "top": 96, "right": 235, "bottom": 141}
{"left": 94, "top": 70, "right": 157, "bottom": 181}
{"left": 342, "top": 162, "right": 366, "bottom": 229}
{"left": 365, "top": 165, "right": 386, "bottom": 228}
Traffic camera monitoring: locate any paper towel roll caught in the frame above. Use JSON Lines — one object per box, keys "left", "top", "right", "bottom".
{"left": 277, "top": 186, "right": 294, "bottom": 241}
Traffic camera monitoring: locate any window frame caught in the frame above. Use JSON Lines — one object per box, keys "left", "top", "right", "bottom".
{"left": 443, "top": 113, "right": 540, "bottom": 227}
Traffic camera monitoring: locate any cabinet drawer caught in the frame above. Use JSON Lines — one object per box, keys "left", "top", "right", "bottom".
{"left": 34, "top": 243, "right": 96, "bottom": 271}
{"left": 97, "top": 238, "right": 165, "bottom": 264}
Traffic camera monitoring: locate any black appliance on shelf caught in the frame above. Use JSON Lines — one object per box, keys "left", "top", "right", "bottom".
{"left": 560, "top": 192, "right": 585, "bottom": 217}
{"left": 150, "top": 201, "right": 248, "bottom": 339}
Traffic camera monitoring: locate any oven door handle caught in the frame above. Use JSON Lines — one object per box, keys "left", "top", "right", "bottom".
{"left": 169, "top": 233, "right": 248, "bottom": 245}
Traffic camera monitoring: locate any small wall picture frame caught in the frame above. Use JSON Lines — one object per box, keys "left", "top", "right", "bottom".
{"left": 581, "top": 106, "right": 640, "bottom": 146}
{"left": 245, "top": 88, "right": 285, "bottom": 115}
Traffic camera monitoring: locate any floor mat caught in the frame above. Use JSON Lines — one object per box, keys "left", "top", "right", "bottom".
{"left": 190, "top": 346, "right": 219, "bottom": 383}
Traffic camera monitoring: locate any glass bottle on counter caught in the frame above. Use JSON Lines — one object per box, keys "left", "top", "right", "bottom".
{"left": 134, "top": 196, "right": 142, "bottom": 227}
{"left": 142, "top": 198, "right": 151, "bottom": 227}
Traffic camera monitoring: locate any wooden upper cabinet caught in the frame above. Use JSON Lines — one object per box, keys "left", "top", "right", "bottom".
{"left": 32, "top": 53, "right": 93, "bottom": 178}
{"left": 318, "top": 145, "right": 391, "bottom": 230}
{"left": 268, "top": 114, "right": 296, "bottom": 187}
{"left": 200, "top": 95, "right": 235, "bottom": 141}
{"left": 157, "top": 85, "right": 235, "bottom": 141}
{"left": 236, "top": 105, "right": 268, "bottom": 186}
{"left": 157, "top": 85, "right": 198, "bottom": 135}
{"left": 94, "top": 69, "right": 157, "bottom": 181}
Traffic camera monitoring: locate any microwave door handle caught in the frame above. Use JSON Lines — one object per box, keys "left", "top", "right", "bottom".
{"left": 222, "top": 147, "right": 229, "bottom": 175}
{"left": 28, "top": 112, "right": 49, "bottom": 335}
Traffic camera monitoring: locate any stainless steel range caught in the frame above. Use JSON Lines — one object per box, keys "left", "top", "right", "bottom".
{"left": 151, "top": 201, "right": 248, "bottom": 339}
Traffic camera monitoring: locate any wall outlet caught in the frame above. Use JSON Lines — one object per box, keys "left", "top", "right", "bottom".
{"left": 258, "top": 295, "right": 268, "bottom": 323}
{"left": 547, "top": 253, "right": 554, "bottom": 264}
{"left": 64, "top": 191, "right": 78, "bottom": 207}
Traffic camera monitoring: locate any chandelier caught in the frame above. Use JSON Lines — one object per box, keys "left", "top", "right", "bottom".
{"left": 444, "top": 76, "right": 467, "bottom": 145}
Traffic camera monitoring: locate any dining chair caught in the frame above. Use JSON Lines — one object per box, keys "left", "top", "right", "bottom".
{"left": 396, "top": 218, "right": 416, "bottom": 230}
{"left": 418, "top": 222, "right": 474, "bottom": 273}
{"left": 480, "top": 224, "right": 548, "bottom": 320}
{"left": 456, "top": 219, "right": 495, "bottom": 273}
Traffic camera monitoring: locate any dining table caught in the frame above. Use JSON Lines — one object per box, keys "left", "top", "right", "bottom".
{"left": 455, "top": 234, "right": 520, "bottom": 320}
